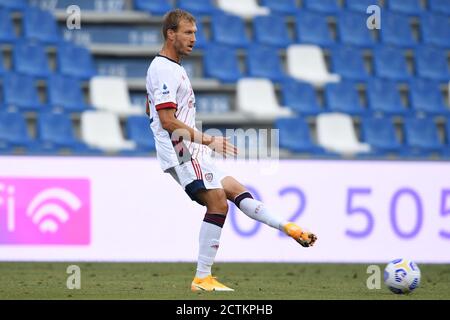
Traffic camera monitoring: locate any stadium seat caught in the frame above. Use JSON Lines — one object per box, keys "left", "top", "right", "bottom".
{"left": 89, "top": 76, "right": 143, "bottom": 116}
{"left": 178, "top": 0, "right": 216, "bottom": 16}
{"left": 246, "top": 45, "right": 285, "bottom": 83}
{"left": 211, "top": 11, "right": 250, "bottom": 48}
{"left": 404, "top": 117, "right": 444, "bottom": 154}
{"left": 0, "top": 59, "right": 4, "bottom": 75}
{"left": 260, "top": 0, "right": 297, "bottom": 15}
{"left": 0, "top": 0, "right": 27, "bottom": 11}
{"left": 2, "top": 72, "right": 46, "bottom": 112}
{"left": 192, "top": 20, "right": 207, "bottom": 49}
{"left": 0, "top": 8, "right": 16, "bottom": 43}
{"left": 373, "top": 46, "right": 412, "bottom": 81}
{"left": 37, "top": 112, "right": 98, "bottom": 153}
{"left": 429, "top": 0, "right": 450, "bottom": 14}
{"left": 81, "top": 111, "right": 136, "bottom": 152}
{"left": 275, "top": 117, "right": 326, "bottom": 154}
{"left": 217, "top": 0, "right": 269, "bottom": 19}
{"left": 420, "top": 13, "right": 450, "bottom": 49}
{"left": 302, "top": 0, "right": 340, "bottom": 14}
{"left": 331, "top": 46, "right": 370, "bottom": 81}
{"left": 286, "top": 44, "right": 340, "bottom": 87}
{"left": 253, "top": 14, "right": 292, "bottom": 49}
{"left": 47, "top": 74, "right": 92, "bottom": 112}
{"left": 125, "top": 116, "right": 155, "bottom": 152}
{"left": 361, "top": 117, "right": 403, "bottom": 154}
{"left": 338, "top": 11, "right": 377, "bottom": 48}
{"left": 203, "top": 43, "right": 243, "bottom": 83}
{"left": 13, "top": 40, "right": 52, "bottom": 79}
{"left": 57, "top": 41, "right": 96, "bottom": 80}
{"left": 281, "top": 78, "right": 322, "bottom": 115}
{"left": 134, "top": 0, "right": 172, "bottom": 15}
{"left": 367, "top": 79, "right": 407, "bottom": 115}
{"left": 415, "top": 46, "right": 450, "bottom": 81}
{"left": 296, "top": 11, "right": 335, "bottom": 48}
{"left": 316, "top": 112, "right": 370, "bottom": 154}
{"left": 236, "top": 78, "right": 292, "bottom": 120}
{"left": 387, "top": 0, "right": 423, "bottom": 15}
{"left": 380, "top": 12, "right": 418, "bottom": 48}
{"left": 23, "top": 6, "right": 60, "bottom": 44}
{"left": 0, "top": 111, "right": 34, "bottom": 147}
{"left": 324, "top": 82, "right": 366, "bottom": 116}
{"left": 409, "top": 79, "right": 449, "bottom": 116}
{"left": 345, "top": 0, "right": 380, "bottom": 12}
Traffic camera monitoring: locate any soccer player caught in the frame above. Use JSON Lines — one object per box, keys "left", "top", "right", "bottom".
{"left": 146, "top": 9, "right": 317, "bottom": 292}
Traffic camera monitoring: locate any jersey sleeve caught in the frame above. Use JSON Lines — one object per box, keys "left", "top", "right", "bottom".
{"left": 149, "top": 65, "right": 180, "bottom": 111}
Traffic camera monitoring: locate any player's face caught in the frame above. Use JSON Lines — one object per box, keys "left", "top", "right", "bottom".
{"left": 174, "top": 20, "right": 196, "bottom": 56}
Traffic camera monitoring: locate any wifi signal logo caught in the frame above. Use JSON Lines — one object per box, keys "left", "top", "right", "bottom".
{"left": 0, "top": 178, "right": 90, "bottom": 245}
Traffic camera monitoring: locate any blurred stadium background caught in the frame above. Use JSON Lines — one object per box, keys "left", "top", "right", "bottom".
{"left": 0, "top": 0, "right": 450, "bottom": 299}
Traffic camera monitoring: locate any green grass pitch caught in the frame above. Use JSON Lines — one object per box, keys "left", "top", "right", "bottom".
{"left": 0, "top": 262, "right": 449, "bottom": 300}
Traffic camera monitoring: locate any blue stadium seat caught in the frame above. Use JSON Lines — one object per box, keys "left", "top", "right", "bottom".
{"left": 211, "top": 11, "right": 250, "bottom": 48}
{"left": 134, "top": 0, "right": 172, "bottom": 15}
{"left": 37, "top": 112, "right": 85, "bottom": 149}
{"left": 47, "top": 74, "right": 92, "bottom": 112}
{"left": 380, "top": 12, "right": 418, "bottom": 48}
{"left": 373, "top": 46, "right": 412, "bottom": 81}
{"left": 126, "top": 116, "right": 155, "bottom": 152}
{"left": 429, "top": 0, "right": 450, "bottom": 14}
{"left": 409, "top": 79, "right": 449, "bottom": 116}
{"left": 275, "top": 117, "right": 327, "bottom": 154}
{"left": 281, "top": 78, "right": 322, "bottom": 115}
{"left": 338, "top": 11, "right": 377, "bottom": 47}
{"left": 0, "top": 111, "right": 34, "bottom": 147}
{"left": 296, "top": 11, "right": 335, "bottom": 48}
{"left": 387, "top": 0, "right": 423, "bottom": 15}
{"left": 57, "top": 41, "right": 96, "bottom": 80}
{"left": 178, "top": 0, "right": 216, "bottom": 16}
{"left": 345, "top": 0, "right": 380, "bottom": 12}
{"left": 13, "top": 40, "right": 52, "bottom": 79}
{"left": 404, "top": 117, "right": 444, "bottom": 154}
{"left": 246, "top": 45, "right": 285, "bottom": 83}
{"left": 253, "top": 14, "right": 292, "bottom": 49}
{"left": 203, "top": 43, "right": 243, "bottom": 83}
{"left": 0, "top": 59, "right": 4, "bottom": 75}
{"left": 420, "top": 13, "right": 450, "bottom": 49}
{"left": 260, "top": 0, "right": 297, "bottom": 15}
{"left": 415, "top": 46, "right": 450, "bottom": 81}
{"left": 325, "top": 82, "right": 366, "bottom": 115}
{"left": 303, "top": 0, "right": 340, "bottom": 14}
{"left": 23, "top": 6, "right": 60, "bottom": 44}
{"left": 0, "top": 8, "right": 16, "bottom": 43}
{"left": 367, "top": 79, "right": 407, "bottom": 115}
{"left": 361, "top": 117, "right": 403, "bottom": 154}
{"left": 3, "top": 72, "right": 46, "bottom": 111}
{"left": 331, "top": 46, "right": 370, "bottom": 81}
{"left": 0, "top": 0, "right": 27, "bottom": 11}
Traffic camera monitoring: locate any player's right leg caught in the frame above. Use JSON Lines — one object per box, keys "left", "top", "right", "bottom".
{"left": 190, "top": 188, "right": 234, "bottom": 292}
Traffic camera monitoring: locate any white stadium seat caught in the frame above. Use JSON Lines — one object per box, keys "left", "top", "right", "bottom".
{"left": 81, "top": 111, "right": 136, "bottom": 152}
{"left": 316, "top": 113, "right": 370, "bottom": 155}
{"left": 90, "top": 76, "right": 144, "bottom": 116}
{"left": 287, "top": 44, "right": 341, "bottom": 87}
{"left": 217, "top": 0, "right": 270, "bottom": 19}
{"left": 237, "top": 78, "right": 293, "bottom": 120}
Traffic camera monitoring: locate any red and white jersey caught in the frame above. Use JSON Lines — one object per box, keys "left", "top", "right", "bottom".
{"left": 146, "top": 54, "right": 210, "bottom": 171}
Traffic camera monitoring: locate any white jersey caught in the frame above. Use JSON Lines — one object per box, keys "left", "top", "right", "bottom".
{"left": 146, "top": 55, "right": 210, "bottom": 171}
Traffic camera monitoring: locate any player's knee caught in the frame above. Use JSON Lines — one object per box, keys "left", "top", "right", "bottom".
{"left": 206, "top": 191, "right": 228, "bottom": 214}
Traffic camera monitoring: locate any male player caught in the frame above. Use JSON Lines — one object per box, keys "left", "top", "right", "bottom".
{"left": 146, "top": 9, "right": 317, "bottom": 292}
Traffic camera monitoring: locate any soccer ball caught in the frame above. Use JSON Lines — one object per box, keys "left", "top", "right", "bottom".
{"left": 384, "top": 258, "right": 421, "bottom": 294}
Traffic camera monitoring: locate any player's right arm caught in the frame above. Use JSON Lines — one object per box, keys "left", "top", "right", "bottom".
{"left": 158, "top": 108, "right": 237, "bottom": 157}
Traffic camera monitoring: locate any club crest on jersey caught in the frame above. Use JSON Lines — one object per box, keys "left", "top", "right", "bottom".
{"left": 162, "top": 83, "right": 170, "bottom": 95}
{"left": 205, "top": 173, "right": 213, "bottom": 182}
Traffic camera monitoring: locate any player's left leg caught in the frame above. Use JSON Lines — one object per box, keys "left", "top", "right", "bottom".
{"left": 221, "top": 176, "right": 317, "bottom": 247}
